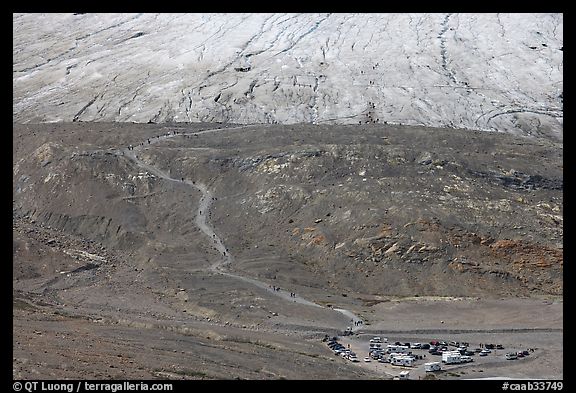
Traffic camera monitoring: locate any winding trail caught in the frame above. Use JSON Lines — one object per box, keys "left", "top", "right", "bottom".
{"left": 117, "top": 124, "right": 362, "bottom": 329}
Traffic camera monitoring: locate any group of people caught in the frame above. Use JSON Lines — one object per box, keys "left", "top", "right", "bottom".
{"left": 126, "top": 129, "right": 186, "bottom": 151}
{"left": 269, "top": 285, "right": 296, "bottom": 298}
{"left": 353, "top": 320, "right": 363, "bottom": 326}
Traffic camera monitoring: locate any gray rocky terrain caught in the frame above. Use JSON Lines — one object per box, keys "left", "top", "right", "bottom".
{"left": 13, "top": 13, "right": 562, "bottom": 380}
{"left": 13, "top": 122, "right": 562, "bottom": 379}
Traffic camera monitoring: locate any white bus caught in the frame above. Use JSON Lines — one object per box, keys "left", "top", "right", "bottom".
{"left": 386, "top": 344, "right": 409, "bottom": 354}
{"left": 424, "top": 362, "right": 441, "bottom": 372}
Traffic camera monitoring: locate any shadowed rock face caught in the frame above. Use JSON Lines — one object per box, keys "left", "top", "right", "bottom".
{"left": 13, "top": 13, "right": 562, "bottom": 141}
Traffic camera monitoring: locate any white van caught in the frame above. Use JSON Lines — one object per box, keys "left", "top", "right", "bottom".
{"left": 442, "top": 351, "right": 462, "bottom": 364}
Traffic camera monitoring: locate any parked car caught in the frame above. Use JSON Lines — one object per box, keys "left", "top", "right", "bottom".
{"left": 363, "top": 357, "right": 371, "bottom": 362}
{"left": 474, "top": 348, "right": 482, "bottom": 353}
{"left": 517, "top": 352, "right": 525, "bottom": 358}
{"left": 479, "top": 351, "right": 488, "bottom": 357}
{"left": 506, "top": 353, "right": 517, "bottom": 360}
{"left": 485, "top": 344, "right": 495, "bottom": 349}
{"left": 496, "top": 344, "right": 504, "bottom": 349}
{"left": 522, "top": 350, "right": 530, "bottom": 356}
{"left": 411, "top": 343, "right": 422, "bottom": 349}
{"left": 481, "top": 349, "right": 491, "bottom": 354}
{"left": 421, "top": 343, "right": 431, "bottom": 350}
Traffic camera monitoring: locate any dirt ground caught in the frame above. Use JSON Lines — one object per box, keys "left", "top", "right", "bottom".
{"left": 13, "top": 122, "right": 562, "bottom": 379}
{"left": 337, "top": 296, "right": 563, "bottom": 380}
{"left": 13, "top": 294, "right": 562, "bottom": 380}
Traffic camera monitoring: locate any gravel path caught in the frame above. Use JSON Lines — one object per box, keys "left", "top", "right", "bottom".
{"left": 122, "top": 125, "right": 361, "bottom": 321}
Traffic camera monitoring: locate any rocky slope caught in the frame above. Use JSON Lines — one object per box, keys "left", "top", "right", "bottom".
{"left": 13, "top": 122, "right": 563, "bottom": 379}
{"left": 13, "top": 13, "right": 562, "bottom": 141}
{"left": 13, "top": 122, "right": 563, "bottom": 299}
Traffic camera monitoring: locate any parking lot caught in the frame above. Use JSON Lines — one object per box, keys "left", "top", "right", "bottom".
{"left": 326, "top": 331, "right": 557, "bottom": 380}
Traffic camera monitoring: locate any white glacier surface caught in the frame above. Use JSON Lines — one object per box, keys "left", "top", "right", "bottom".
{"left": 13, "top": 13, "right": 563, "bottom": 140}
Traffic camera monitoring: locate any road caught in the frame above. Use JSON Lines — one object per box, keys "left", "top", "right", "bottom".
{"left": 119, "top": 125, "right": 361, "bottom": 322}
